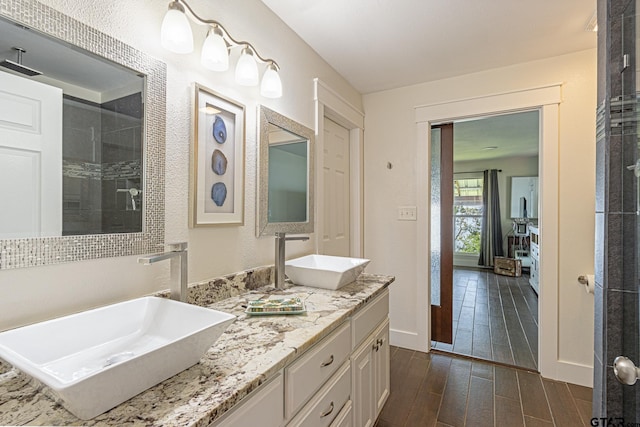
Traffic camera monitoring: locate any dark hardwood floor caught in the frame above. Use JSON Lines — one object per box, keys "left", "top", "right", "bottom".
{"left": 432, "top": 268, "right": 538, "bottom": 370}
{"left": 376, "top": 347, "right": 592, "bottom": 427}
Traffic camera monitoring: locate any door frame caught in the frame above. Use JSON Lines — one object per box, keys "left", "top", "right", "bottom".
{"left": 314, "top": 78, "right": 365, "bottom": 256}
{"left": 415, "top": 84, "right": 564, "bottom": 381}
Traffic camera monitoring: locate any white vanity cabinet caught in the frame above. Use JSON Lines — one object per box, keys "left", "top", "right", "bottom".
{"left": 285, "top": 322, "right": 352, "bottom": 418}
{"left": 211, "top": 288, "right": 390, "bottom": 427}
{"left": 372, "top": 321, "right": 390, "bottom": 417}
{"left": 287, "top": 361, "right": 351, "bottom": 427}
{"left": 331, "top": 400, "right": 353, "bottom": 427}
{"left": 211, "top": 372, "right": 285, "bottom": 427}
{"left": 350, "top": 316, "right": 389, "bottom": 427}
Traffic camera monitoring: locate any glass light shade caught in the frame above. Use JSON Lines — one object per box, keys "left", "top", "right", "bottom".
{"left": 201, "top": 29, "right": 229, "bottom": 71}
{"left": 160, "top": 8, "right": 194, "bottom": 54}
{"left": 235, "top": 48, "right": 259, "bottom": 86}
{"left": 260, "top": 65, "right": 282, "bottom": 98}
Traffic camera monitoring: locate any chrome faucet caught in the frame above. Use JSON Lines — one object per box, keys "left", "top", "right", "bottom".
{"left": 275, "top": 232, "right": 309, "bottom": 289}
{"left": 138, "top": 242, "right": 188, "bottom": 302}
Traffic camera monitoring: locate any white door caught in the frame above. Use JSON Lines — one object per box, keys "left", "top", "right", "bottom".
{"left": 0, "top": 71, "right": 62, "bottom": 238}
{"left": 322, "top": 117, "right": 350, "bottom": 256}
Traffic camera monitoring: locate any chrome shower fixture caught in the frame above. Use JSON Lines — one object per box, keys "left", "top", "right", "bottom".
{"left": 0, "top": 47, "right": 42, "bottom": 76}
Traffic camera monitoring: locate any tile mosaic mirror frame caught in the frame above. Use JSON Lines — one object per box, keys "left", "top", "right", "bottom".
{"left": 257, "top": 105, "right": 315, "bottom": 236}
{"left": 0, "top": 0, "right": 166, "bottom": 269}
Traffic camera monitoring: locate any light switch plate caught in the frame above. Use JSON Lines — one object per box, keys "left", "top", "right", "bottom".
{"left": 398, "top": 206, "right": 417, "bottom": 221}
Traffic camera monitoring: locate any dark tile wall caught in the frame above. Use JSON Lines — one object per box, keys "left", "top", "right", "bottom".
{"left": 594, "top": 0, "right": 640, "bottom": 421}
{"left": 61, "top": 92, "right": 143, "bottom": 235}
{"left": 100, "top": 93, "right": 143, "bottom": 234}
{"left": 62, "top": 97, "right": 102, "bottom": 235}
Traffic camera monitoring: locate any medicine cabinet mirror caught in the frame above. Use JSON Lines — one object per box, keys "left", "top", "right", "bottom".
{"left": 257, "top": 106, "right": 314, "bottom": 236}
{"left": 0, "top": 0, "right": 166, "bottom": 269}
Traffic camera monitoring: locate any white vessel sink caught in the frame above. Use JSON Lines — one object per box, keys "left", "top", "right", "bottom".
{"left": 0, "top": 297, "right": 235, "bottom": 420}
{"left": 285, "top": 254, "right": 370, "bottom": 290}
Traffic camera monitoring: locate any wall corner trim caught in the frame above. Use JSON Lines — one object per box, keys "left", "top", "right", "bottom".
{"left": 314, "top": 78, "right": 364, "bottom": 129}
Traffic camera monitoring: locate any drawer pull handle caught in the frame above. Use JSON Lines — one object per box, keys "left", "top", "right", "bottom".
{"left": 320, "top": 401, "right": 334, "bottom": 418}
{"left": 321, "top": 354, "right": 334, "bottom": 367}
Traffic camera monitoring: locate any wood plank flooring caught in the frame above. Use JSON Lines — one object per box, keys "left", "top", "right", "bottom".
{"left": 376, "top": 347, "right": 592, "bottom": 427}
{"left": 432, "top": 268, "right": 538, "bottom": 370}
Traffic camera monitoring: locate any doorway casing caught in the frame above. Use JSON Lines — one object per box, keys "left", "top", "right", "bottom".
{"left": 413, "top": 84, "right": 587, "bottom": 385}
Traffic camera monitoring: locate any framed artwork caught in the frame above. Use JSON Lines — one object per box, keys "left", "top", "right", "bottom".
{"left": 191, "top": 84, "right": 245, "bottom": 226}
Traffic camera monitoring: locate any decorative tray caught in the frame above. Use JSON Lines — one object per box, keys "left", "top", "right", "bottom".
{"left": 245, "top": 297, "right": 306, "bottom": 316}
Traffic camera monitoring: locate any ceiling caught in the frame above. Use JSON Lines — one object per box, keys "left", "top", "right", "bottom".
{"left": 452, "top": 111, "right": 539, "bottom": 162}
{"left": 0, "top": 17, "right": 140, "bottom": 96}
{"left": 0, "top": 3, "right": 592, "bottom": 163}
{"left": 261, "top": 1, "right": 594, "bottom": 162}
{"left": 261, "top": 0, "right": 597, "bottom": 95}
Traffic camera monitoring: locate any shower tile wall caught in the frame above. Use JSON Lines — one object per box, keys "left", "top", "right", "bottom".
{"left": 62, "top": 97, "right": 102, "bottom": 235}
{"left": 62, "top": 93, "right": 143, "bottom": 235}
{"left": 594, "top": 0, "right": 640, "bottom": 420}
{"left": 100, "top": 93, "right": 143, "bottom": 234}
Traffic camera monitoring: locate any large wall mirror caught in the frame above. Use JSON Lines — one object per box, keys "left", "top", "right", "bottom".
{"left": 0, "top": 0, "right": 166, "bottom": 269}
{"left": 257, "top": 106, "right": 314, "bottom": 236}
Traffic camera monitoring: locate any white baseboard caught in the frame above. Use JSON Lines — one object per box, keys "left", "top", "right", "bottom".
{"left": 453, "top": 255, "right": 480, "bottom": 268}
{"left": 542, "top": 360, "right": 593, "bottom": 388}
{"left": 389, "top": 328, "right": 427, "bottom": 352}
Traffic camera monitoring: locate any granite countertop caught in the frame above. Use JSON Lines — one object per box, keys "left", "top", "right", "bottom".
{"left": 0, "top": 273, "right": 394, "bottom": 426}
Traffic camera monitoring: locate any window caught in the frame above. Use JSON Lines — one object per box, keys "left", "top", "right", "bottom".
{"left": 453, "top": 177, "right": 483, "bottom": 254}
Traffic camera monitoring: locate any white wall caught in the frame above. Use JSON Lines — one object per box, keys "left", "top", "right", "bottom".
{"left": 363, "top": 49, "right": 596, "bottom": 384}
{"left": 0, "top": 0, "right": 362, "bottom": 331}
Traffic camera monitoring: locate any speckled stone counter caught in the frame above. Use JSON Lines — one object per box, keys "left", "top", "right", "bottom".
{"left": 0, "top": 272, "right": 393, "bottom": 426}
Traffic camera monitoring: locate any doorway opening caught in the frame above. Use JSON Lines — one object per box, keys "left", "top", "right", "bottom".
{"left": 430, "top": 110, "right": 540, "bottom": 371}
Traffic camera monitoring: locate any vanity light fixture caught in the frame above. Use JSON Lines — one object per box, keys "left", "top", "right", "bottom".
{"left": 235, "top": 46, "right": 259, "bottom": 86}
{"left": 160, "top": 0, "right": 283, "bottom": 98}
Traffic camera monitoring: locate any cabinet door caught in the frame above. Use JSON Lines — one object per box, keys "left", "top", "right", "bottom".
{"left": 373, "top": 320, "right": 390, "bottom": 417}
{"left": 211, "top": 373, "right": 284, "bottom": 427}
{"left": 351, "top": 335, "right": 375, "bottom": 427}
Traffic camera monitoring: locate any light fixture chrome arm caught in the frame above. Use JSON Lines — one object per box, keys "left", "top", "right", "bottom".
{"left": 170, "top": 0, "right": 280, "bottom": 69}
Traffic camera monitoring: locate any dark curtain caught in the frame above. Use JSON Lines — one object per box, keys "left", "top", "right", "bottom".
{"left": 478, "top": 169, "right": 504, "bottom": 267}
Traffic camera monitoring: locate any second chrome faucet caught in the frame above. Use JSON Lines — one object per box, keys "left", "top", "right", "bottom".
{"left": 274, "top": 232, "right": 309, "bottom": 289}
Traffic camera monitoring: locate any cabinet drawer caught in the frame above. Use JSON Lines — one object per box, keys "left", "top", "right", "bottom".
{"left": 330, "top": 400, "right": 352, "bottom": 427}
{"left": 286, "top": 322, "right": 351, "bottom": 418}
{"left": 351, "top": 289, "right": 389, "bottom": 349}
{"left": 530, "top": 243, "right": 539, "bottom": 259}
{"left": 287, "top": 361, "right": 351, "bottom": 427}
{"left": 211, "top": 372, "right": 284, "bottom": 427}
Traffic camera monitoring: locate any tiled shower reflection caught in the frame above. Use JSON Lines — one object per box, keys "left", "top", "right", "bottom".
{"left": 62, "top": 93, "right": 143, "bottom": 235}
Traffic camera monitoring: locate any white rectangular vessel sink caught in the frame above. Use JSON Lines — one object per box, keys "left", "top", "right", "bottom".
{"left": 0, "top": 297, "right": 235, "bottom": 420}
{"left": 285, "top": 254, "right": 370, "bottom": 290}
